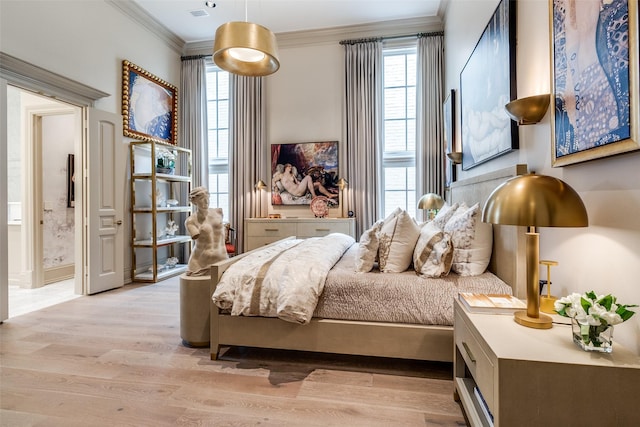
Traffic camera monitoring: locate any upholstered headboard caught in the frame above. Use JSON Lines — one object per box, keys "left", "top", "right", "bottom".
{"left": 449, "top": 164, "right": 528, "bottom": 298}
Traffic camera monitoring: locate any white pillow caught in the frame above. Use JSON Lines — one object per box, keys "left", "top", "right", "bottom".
{"left": 432, "top": 202, "right": 459, "bottom": 229}
{"left": 378, "top": 210, "right": 421, "bottom": 273}
{"left": 444, "top": 203, "right": 493, "bottom": 276}
{"left": 413, "top": 221, "right": 453, "bottom": 278}
{"left": 354, "top": 220, "right": 383, "bottom": 273}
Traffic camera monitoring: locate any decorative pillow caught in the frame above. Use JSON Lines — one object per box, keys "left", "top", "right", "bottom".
{"left": 444, "top": 203, "right": 493, "bottom": 276}
{"left": 378, "top": 210, "right": 421, "bottom": 273}
{"left": 432, "top": 202, "right": 459, "bottom": 229}
{"left": 354, "top": 220, "right": 383, "bottom": 273}
{"left": 413, "top": 221, "right": 453, "bottom": 278}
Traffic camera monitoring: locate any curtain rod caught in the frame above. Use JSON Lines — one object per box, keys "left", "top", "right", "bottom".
{"left": 339, "top": 31, "right": 443, "bottom": 45}
{"left": 181, "top": 54, "right": 210, "bottom": 61}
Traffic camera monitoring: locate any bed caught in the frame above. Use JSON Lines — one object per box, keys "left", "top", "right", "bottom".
{"left": 208, "top": 165, "right": 528, "bottom": 362}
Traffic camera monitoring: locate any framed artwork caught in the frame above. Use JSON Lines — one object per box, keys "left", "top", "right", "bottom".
{"left": 122, "top": 60, "right": 178, "bottom": 145}
{"left": 443, "top": 89, "right": 456, "bottom": 186}
{"left": 67, "top": 154, "right": 74, "bottom": 208}
{"left": 270, "top": 141, "right": 339, "bottom": 206}
{"left": 551, "top": 0, "right": 639, "bottom": 167}
{"left": 460, "top": 0, "right": 518, "bottom": 170}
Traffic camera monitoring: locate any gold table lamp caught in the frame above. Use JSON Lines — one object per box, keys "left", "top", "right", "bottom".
{"left": 418, "top": 193, "right": 444, "bottom": 221}
{"left": 482, "top": 174, "right": 588, "bottom": 329}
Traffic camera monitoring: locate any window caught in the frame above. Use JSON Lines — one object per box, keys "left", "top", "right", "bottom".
{"left": 382, "top": 46, "right": 417, "bottom": 219}
{"left": 205, "top": 61, "right": 230, "bottom": 218}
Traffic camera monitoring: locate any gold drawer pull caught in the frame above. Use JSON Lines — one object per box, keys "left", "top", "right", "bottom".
{"left": 264, "top": 228, "right": 279, "bottom": 231}
{"left": 462, "top": 342, "right": 476, "bottom": 364}
{"left": 316, "top": 228, "right": 331, "bottom": 232}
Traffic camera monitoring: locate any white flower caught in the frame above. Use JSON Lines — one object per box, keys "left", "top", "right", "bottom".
{"left": 555, "top": 290, "right": 636, "bottom": 328}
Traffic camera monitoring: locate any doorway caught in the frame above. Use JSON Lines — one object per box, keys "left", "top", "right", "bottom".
{"left": 6, "top": 86, "right": 82, "bottom": 317}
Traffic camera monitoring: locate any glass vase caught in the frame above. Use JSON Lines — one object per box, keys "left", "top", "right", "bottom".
{"left": 571, "top": 318, "right": 613, "bottom": 353}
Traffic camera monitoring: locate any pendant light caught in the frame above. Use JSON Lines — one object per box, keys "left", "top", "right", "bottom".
{"left": 212, "top": 1, "right": 280, "bottom": 76}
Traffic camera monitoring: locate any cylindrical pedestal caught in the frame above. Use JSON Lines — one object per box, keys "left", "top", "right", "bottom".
{"left": 180, "top": 273, "right": 211, "bottom": 347}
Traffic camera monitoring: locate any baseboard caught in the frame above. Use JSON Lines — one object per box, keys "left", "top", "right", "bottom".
{"left": 44, "top": 264, "right": 74, "bottom": 285}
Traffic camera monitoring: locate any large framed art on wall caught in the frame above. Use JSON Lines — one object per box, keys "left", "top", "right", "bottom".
{"left": 270, "top": 141, "right": 340, "bottom": 206}
{"left": 459, "top": 0, "right": 518, "bottom": 170}
{"left": 550, "top": 0, "right": 639, "bottom": 167}
{"left": 122, "top": 60, "right": 178, "bottom": 145}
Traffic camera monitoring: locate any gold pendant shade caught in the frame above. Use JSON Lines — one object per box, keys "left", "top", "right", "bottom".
{"left": 482, "top": 174, "right": 588, "bottom": 228}
{"left": 213, "top": 21, "right": 280, "bottom": 77}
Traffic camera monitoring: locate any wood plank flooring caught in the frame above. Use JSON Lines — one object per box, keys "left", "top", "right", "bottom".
{"left": 0, "top": 277, "right": 468, "bottom": 426}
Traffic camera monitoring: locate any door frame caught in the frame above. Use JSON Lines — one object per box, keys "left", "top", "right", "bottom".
{"left": 24, "top": 105, "right": 79, "bottom": 290}
{"left": 1, "top": 54, "right": 111, "bottom": 321}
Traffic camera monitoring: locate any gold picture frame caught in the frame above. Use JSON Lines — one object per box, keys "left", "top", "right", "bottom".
{"left": 550, "top": 0, "right": 639, "bottom": 167}
{"left": 122, "top": 60, "right": 178, "bottom": 145}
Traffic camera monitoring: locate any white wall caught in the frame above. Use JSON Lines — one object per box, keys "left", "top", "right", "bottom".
{"left": 445, "top": 0, "right": 640, "bottom": 353}
{"left": 1, "top": 0, "right": 182, "bottom": 281}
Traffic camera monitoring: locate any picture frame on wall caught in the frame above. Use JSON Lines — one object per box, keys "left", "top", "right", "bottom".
{"left": 459, "top": 0, "right": 518, "bottom": 170}
{"left": 443, "top": 89, "right": 456, "bottom": 187}
{"left": 122, "top": 60, "right": 178, "bottom": 145}
{"left": 550, "top": 0, "right": 639, "bottom": 167}
{"left": 270, "top": 141, "right": 340, "bottom": 206}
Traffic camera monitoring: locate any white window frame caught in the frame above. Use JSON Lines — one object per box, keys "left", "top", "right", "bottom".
{"left": 381, "top": 44, "right": 417, "bottom": 218}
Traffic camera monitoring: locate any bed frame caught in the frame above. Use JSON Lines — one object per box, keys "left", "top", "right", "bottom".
{"left": 209, "top": 165, "right": 528, "bottom": 362}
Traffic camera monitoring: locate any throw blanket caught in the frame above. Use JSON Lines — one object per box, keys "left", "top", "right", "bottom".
{"left": 212, "top": 233, "right": 355, "bottom": 324}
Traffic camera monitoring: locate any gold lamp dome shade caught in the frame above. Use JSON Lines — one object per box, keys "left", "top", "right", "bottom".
{"left": 213, "top": 21, "right": 280, "bottom": 77}
{"left": 482, "top": 174, "right": 588, "bottom": 228}
{"left": 418, "top": 193, "right": 444, "bottom": 211}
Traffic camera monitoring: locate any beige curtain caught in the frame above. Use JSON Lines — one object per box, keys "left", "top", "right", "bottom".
{"left": 179, "top": 56, "right": 208, "bottom": 187}
{"left": 416, "top": 33, "right": 445, "bottom": 199}
{"left": 342, "top": 39, "right": 383, "bottom": 237}
{"left": 229, "top": 74, "right": 267, "bottom": 253}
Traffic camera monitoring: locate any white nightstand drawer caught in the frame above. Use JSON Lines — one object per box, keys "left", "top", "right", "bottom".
{"left": 455, "top": 308, "right": 495, "bottom": 412}
{"left": 246, "top": 222, "right": 296, "bottom": 237}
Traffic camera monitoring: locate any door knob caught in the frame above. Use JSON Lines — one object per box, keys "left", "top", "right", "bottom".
{"left": 116, "top": 220, "right": 123, "bottom": 225}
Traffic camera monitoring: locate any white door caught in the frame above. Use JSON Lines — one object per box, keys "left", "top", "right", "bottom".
{"left": 84, "top": 108, "right": 125, "bottom": 294}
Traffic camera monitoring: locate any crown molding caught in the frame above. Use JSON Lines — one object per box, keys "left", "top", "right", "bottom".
{"left": 183, "top": 16, "right": 443, "bottom": 56}
{"left": 0, "top": 52, "right": 109, "bottom": 106}
{"left": 106, "top": 0, "right": 185, "bottom": 54}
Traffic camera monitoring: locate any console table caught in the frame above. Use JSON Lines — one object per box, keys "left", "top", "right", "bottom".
{"left": 454, "top": 299, "right": 640, "bottom": 426}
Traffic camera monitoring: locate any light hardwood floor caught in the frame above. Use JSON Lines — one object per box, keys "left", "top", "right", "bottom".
{"left": 0, "top": 277, "right": 467, "bottom": 426}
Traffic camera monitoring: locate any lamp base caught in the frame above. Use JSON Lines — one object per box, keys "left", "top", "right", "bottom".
{"left": 513, "top": 310, "right": 553, "bottom": 329}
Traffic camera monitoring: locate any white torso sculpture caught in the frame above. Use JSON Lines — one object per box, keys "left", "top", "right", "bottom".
{"left": 185, "top": 187, "right": 228, "bottom": 276}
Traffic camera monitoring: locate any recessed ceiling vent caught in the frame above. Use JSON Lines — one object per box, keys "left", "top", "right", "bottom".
{"left": 190, "top": 9, "right": 209, "bottom": 18}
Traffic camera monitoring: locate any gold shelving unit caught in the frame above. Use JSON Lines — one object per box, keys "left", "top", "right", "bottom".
{"left": 130, "top": 140, "right": 192, "bottom": 282}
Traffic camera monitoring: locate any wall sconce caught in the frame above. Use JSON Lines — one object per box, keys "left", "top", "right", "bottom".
{"left": 337, "top": 178, "right": 348, "bottom": 217}
{"left": 255, "top": 179, "right": 266, "bottom": 218}
{"left": 418, "top": 193, "right": 444, "bottom": 221}
{"left": 446, "top": 152, "right": 462, "bottom": 164}
{"left": 505, "top": 94, "right": 551, "bottom": 125}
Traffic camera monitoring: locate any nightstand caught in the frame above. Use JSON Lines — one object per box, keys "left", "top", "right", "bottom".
{"left": 453, "top": 298, "right": 640, "bottom": 427}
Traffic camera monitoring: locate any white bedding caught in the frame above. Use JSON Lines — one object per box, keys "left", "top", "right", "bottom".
{"left": 212, "top": 233, "right": 355, "bottom": 324}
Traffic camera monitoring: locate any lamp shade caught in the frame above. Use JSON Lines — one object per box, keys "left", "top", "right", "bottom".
{"left": 418, "top": 193, "right": 444, "bottom": 211}
{"left": 482, "top": 174, "right": 588, "bottom": 227}
{"left": 255, "top": 179, "right": 267, "bottom": 190}
{"left": 504, "top": 94, "right": 550, "bottom": 125}
{"left": 213, "top": 21, "right": 280, "bottom": 76}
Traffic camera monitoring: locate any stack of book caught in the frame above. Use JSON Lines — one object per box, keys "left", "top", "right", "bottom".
{"left": 458, "top": 292, "right": 526, "bottom": 314}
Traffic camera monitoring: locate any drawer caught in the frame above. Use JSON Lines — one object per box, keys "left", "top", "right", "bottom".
{"left": 296, "top": 221, "right": 347, "bottom": 237}
{"left": 246, "top": 222, "right": 296, "bottom": 237}
{"left": 245, "top": 236, "right": 282, "bottom": 251}
{"left": 455, "top": 308, "right": 495, "bottom": 412}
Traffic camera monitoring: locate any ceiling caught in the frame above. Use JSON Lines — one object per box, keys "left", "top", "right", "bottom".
{"left": 132, "top": 0, "right": 444, "bottom": 44}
